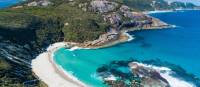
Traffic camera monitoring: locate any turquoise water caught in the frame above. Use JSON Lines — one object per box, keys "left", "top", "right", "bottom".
{"left": 0, "top": 0, "right": 22, "bottom": 8}
{"left": 1, "top": 1, "right": 199, "bottom": 86}
{"left": 54, "top": 10, "right": 200, "bottom": 86}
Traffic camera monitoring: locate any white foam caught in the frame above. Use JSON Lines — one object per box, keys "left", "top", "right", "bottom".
{"left": 171, "top": 25, "right": 178, "bottom": 28}
{"left": 69, "top": 46, "right": 80, "bottom": 51}
{"left": 145, "top": 10, "right": 174, "bottom": 14}
{"left": 161, "top": 72, "right": 196, "bottom": 87}
{"left": 91, "top": 73, "right": 103, "bottom": 81}
{"left": 46, "top": 42, "right": 67, "bottom": 51}
{"left": 132, "top": 62, "right": 171, "bottom": 71}
{"left": 104, "top": 75, "right": 116, "bottom": 81}
{"left": 68, "top": 46, "right": 91, "bottom": 51}
{"left": 124, "top": 32, "right": 135, "bottom": 42}
{"left": 164, "top": 0, "right": 200, "bottom": 6}
{"left": 131, "top": 62, "right": 196, "bottom": 87}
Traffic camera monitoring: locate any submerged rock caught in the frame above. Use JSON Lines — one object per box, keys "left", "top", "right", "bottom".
{"left": 129, "top": 62, "right": 170, "bottom": 87}
{"left": 97, "top": 60, "right": 200, "bottom": 87}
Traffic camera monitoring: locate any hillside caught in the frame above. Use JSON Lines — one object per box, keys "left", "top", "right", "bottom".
{"left": 0, "top": 0, "right": 199, "bottom": 86}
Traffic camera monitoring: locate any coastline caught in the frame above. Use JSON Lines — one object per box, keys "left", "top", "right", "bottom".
{"left": 32, "top": 42, "right": 87, "bottom": 87}
{"left": 31, "top": 9, "right": 175, "bottom": 87}
{"left": 2, "top": 0, "right": 200, "bottom": 86}
{"left": 31, "top": 30, "right": 135, "bottom": 87}
{"left": 31, "top": 18, "right": 173, "bottom": 87}
{"left": 31, "top": 26, "right": 167, "bottom": 87}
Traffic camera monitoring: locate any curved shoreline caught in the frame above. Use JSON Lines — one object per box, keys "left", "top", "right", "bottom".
{"left": 31, "top": 27, "right": 170, "bottom": 87}
{"left": 32, "top": 42, "right": 87, "bottom": 87}
{"left": 31, "top": 10, "right": 176, "bottom": 87}
{"left": 31, "top": 30, "right": 134, "bottom": 87}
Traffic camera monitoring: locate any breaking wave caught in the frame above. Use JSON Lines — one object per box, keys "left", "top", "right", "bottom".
{"left": 134, "top": 62, "right": 196, "bottom": 87}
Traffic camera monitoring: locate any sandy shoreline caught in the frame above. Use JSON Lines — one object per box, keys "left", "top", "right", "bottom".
{"left": 32, "top": 42, "right": 87, "bottom": 87}
{"left": 31, "top": 30, "right": 135, "bottom": 87}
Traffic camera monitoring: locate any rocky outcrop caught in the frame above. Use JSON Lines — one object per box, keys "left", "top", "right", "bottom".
{"left": 97, "top": 60, "right": 200, "bottom": 87}
{"left": 97, "top": 61, "right": 170, "bottom": 87}
{"left": 89, "top": 0, "right": 118, "bottom": 13}
{"left": 82, "top": 11, "right": 169, "bottom": 47}
{"left": 0, "top": 40, "right": 45, "bottom": 86}
{"left": 0, "top": 41, "right": 34, "bottom": 67}
{"left": 129, "top": 62, "right": 170, "bottom": 87}
{"left": 83, "top": 30, "right": 119, "bottom": 47}
{"left": 103, "top": 13, "right": 122, "bottom": 27}
{"left": 27, "top": 0, "right": 52, "bottom": 7}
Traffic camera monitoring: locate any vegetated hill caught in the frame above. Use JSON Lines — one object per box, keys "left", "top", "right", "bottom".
{"left": 0, "top": 0, "right": 198, "bottom": 86}
{"left": 0, "top": 0, "right": 107, "bottom": 86}
{"left": 1, "top": 0, "right": 197, "bottom": 46}
{"left": 0, "top": 2, "right": 108, "bottom": 45}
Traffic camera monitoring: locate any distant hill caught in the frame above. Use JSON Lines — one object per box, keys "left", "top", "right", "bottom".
{"left": 164, "top": 0, "right": 200, "bottom": 6}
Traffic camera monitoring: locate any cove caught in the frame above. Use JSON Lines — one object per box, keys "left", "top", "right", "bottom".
{"left": 54, "top": 10, "right": 200, "bottom": 86}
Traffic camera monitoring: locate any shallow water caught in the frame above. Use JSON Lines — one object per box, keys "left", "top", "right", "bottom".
{"left": 54, "top": 10, "right": 200, "bottom": 86}
{"left": 1, "top": 0, "right": 199, "bottom": 86}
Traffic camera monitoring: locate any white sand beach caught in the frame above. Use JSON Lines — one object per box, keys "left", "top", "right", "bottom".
{"left": 32, "top": 42, "right": 87, "bottom": 87}
{"left": 31, "top": 29, "right": 135, "bottom": 87}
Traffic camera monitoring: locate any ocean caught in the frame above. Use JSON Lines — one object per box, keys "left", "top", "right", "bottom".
{"left": 1, "top": 1, "right": 200, "bottom": 87}
{"left": 0, "top": 0, "right": 22, "bottom": 8}
{"left": 53, "top": 10, "right": 200, "bottom": 86}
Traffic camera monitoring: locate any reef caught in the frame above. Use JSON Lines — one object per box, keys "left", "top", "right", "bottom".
{"left": 97, "top": 59, "right": 200, "bottom": 87}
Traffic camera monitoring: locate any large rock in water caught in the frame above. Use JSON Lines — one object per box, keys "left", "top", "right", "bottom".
{"left": 129, "top": 62, "right": 170, "bottom": 87}
{"left": 97, "top": 60, "right": 200, "bottom": 87}
{"left": 89, "top": 0, "right": 118, "bottom": 13}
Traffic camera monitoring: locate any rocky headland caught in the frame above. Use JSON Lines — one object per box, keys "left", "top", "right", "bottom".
{"left": 62, "top": 0, "right": 171, "bottom": 48}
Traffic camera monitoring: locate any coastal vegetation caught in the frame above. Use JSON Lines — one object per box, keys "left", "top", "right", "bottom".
{"left": 0, "top": 0, "right": 199, "bottom": 86}
{"left": 0, "top": 5, "right": 107, "bottom": 45}
{"left": 0, "top": 0, "right": 197, "bottom": 45}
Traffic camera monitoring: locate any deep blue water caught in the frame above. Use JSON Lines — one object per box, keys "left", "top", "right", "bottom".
{"left": 133, "top": 10, "right": 200, "bottom": 77}
{"left": 54, "top": 10, "right": 200, "bottom": 86}
{"left": 0, "top": 0, "right": 22, "bottom": 8}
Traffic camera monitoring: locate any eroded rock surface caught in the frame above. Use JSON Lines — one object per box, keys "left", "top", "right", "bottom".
{"left": 97, "top": 60, "right": 200, "bottom": 87}
{"left": 89, "top": 0, "right": 118, "bottom": 13}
